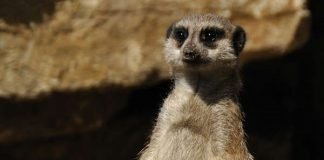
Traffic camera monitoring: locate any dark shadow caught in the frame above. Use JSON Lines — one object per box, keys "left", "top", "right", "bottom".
{"left": 241, "top": 56, "right": 298, "bottom": 160}
{"left": 241, "top": 1, "right": 324, "bottom": 158}
{"left": 0, "top": 0, "right": 58, "bottom": 25}
{"left": 0, "top": 84, "right": 129, "bottom": 144}
{"left": 0, "top": 80, "right": 172, "bottom": 160}
{"left": 290, "top": 1, "right": 324, "bottom": 160}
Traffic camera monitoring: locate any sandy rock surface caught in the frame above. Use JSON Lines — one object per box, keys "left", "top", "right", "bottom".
{"left": 0, "top": 0, "right": 309, "bottom": 98}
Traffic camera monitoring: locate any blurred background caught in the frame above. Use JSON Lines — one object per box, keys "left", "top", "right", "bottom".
{"left": 0, "top": 0, "right": 323, "bottom": 159}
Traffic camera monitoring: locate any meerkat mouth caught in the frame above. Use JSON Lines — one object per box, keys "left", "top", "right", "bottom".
{"left": 182, "top": 58, "right": 211, "bottom": 67}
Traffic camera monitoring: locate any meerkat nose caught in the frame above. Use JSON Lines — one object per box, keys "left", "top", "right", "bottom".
{"left": 183, "top": 51, "right": 200, "bottom": 62}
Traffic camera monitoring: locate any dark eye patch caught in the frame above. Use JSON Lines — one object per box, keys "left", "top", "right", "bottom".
{"left": 200, "top": 27, "right": 225, "bottom": 46}
{"left": 173, "top": 27, "right": 188, "bottom": 46}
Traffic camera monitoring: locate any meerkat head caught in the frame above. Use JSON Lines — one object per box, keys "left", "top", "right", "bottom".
{"left": 165, "top": 14, "right": 246, "bottom": 72}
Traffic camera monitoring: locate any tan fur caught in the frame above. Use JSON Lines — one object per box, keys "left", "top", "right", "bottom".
{"left": 139, "top": 14, "right": 253, "bottom": 160}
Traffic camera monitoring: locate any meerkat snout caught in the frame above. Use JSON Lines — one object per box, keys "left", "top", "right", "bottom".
{"left": 182, "top": 43, "right": 203, "bottom": 63}
{"left": 183, "top": 49, "right": 200, "bottom": 62}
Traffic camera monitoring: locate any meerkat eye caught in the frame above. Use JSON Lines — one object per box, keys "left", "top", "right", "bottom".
{"left": 173, "top": 27, "right": 188, "bottom": 43}
{"left": 200, "top": 28, "right": 224, "bottom": 44}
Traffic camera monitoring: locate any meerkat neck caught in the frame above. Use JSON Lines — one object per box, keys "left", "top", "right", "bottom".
{"left": 174, "top": 69, "right": 241, "bottom": 104}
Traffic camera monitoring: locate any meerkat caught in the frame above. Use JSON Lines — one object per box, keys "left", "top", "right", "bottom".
{"left": 139, "top": 14, "right": 253, "bottom": 160}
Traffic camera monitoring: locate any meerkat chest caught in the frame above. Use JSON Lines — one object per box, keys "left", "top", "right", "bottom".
{"left": 161, "top": 91, "right": 215, "bottom": 137}
{"left": 155, "top": 93, "right": 217, "bottom": 159}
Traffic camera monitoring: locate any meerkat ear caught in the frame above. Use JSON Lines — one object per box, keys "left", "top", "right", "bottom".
{"left": 166, "top": 23, "right": 175, "bottom": 39}
{"left": 232, "top": 26, "right": 246, "bottom": 55}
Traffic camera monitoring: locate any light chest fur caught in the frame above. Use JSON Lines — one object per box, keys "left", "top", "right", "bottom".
{"left": 140, "top": 77, "right": 251, "bottom": 160}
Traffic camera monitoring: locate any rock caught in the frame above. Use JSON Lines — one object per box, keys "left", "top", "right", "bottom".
{"left": 101, "top": 0, "right": 305, "bottom": 18}
{"left": 0, "top": 87, "right": 129, "bottom": 143}
{"left": 0, "top": 0, "right": 310, "bottom": 98}
{"left": 237, "top": 9, "right": 310, "bottom": 64}
{"left": 0, "top": 111, "right": 151, "bottom": 160}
